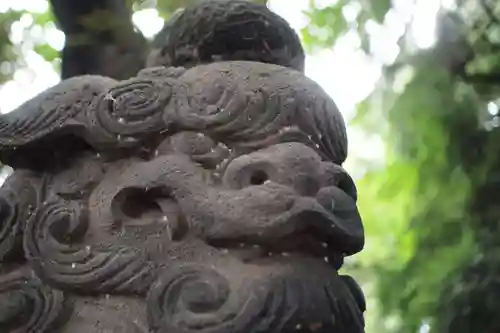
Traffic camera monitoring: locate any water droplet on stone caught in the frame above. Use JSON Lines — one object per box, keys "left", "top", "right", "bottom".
{"left": 118, "top": 117, "right": 125, "bottom": 123}
{"left": 71, "top": 263, "right": 76, "bottom": 268}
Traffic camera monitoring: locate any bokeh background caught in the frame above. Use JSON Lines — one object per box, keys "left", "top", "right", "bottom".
{"left": 0, "top": 0, "right": 498, "bottom": 332}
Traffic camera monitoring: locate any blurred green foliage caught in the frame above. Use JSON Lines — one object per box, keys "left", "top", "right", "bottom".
{"left": 0, "top": 0, "right": 498, "bottom": 332}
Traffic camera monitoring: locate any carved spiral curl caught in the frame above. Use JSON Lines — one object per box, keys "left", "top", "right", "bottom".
{"left": 0, "top": 273, "right": 71, "bottom": 333}
{"left": 0, "top": 172, "right": 44, "bottom": 262}
{"left": 167, "top": 83, "right": 249, "bottom": 134}
{"left": 0, "top": 191, "right": 20, "bottom": 261}
{"left": 147, "top": 263, "right": 365, "bottom": 333}
{"left": 87, "top": 78, "right": 173, "bottom": 145}
{"left": 147, "top": 264, "right": 268, "bottom": 333}
{"left": 24, "top": 199, "right": 154, "bottom": 294}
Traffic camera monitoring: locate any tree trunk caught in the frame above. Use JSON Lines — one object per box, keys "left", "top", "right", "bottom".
{"left": 49, "top": 0, "right": 147, "bottom": 80}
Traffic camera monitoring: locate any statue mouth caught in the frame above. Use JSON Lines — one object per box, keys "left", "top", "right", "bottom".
{"left": 207, "top": 231, "right": 344, "bottom": 269}
{"left": 205, "top": 196, "right": 358, "bottom": 270}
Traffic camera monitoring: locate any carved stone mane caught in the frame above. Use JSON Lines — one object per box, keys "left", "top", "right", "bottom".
{"left": 147, "top": 0, "right": 305, "bottom": 71}
{"left": 0, "top": 2, "right": 365, "bottom": 333}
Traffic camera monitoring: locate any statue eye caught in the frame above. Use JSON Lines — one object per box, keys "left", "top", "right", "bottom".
{"left": 154, "top": 132, "right": 230, "bottom": 169}
{"left": 110, "top": 186, "right": 187, "bottom": 241}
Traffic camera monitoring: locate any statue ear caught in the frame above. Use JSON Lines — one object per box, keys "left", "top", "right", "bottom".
{"left": 0, "top": 76, "right": 117, "bottom": 169}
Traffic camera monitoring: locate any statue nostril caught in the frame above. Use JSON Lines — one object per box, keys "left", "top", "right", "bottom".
{"left": 336, "top": 175, "right": 358, "bottom": 202}
{"left": 249, "top": 170, "right": 269, "bottom": 186}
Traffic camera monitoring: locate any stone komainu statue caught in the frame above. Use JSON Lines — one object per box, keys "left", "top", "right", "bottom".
{"left": 0, "top": 1, "right": 366, "bottom": 332}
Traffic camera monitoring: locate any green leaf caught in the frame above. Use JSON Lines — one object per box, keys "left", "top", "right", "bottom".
{"left": 34, "top": 43, "right": 59, "bottom": 62}
{"left": 369, "top": 0, "right": 390, "bottom": 23}
{"left": 301, "top": 2, "right": 348, "bottom": 50}
{"left": 32, "top": 11, "right": 54, "bottom": 26}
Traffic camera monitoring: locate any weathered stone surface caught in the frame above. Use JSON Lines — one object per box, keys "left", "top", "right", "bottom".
{"left": 148, "top": 0, "right": 305, "bottom": 72}
{"left": 0, "top": 60, "right": 365, "bottom": 332}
